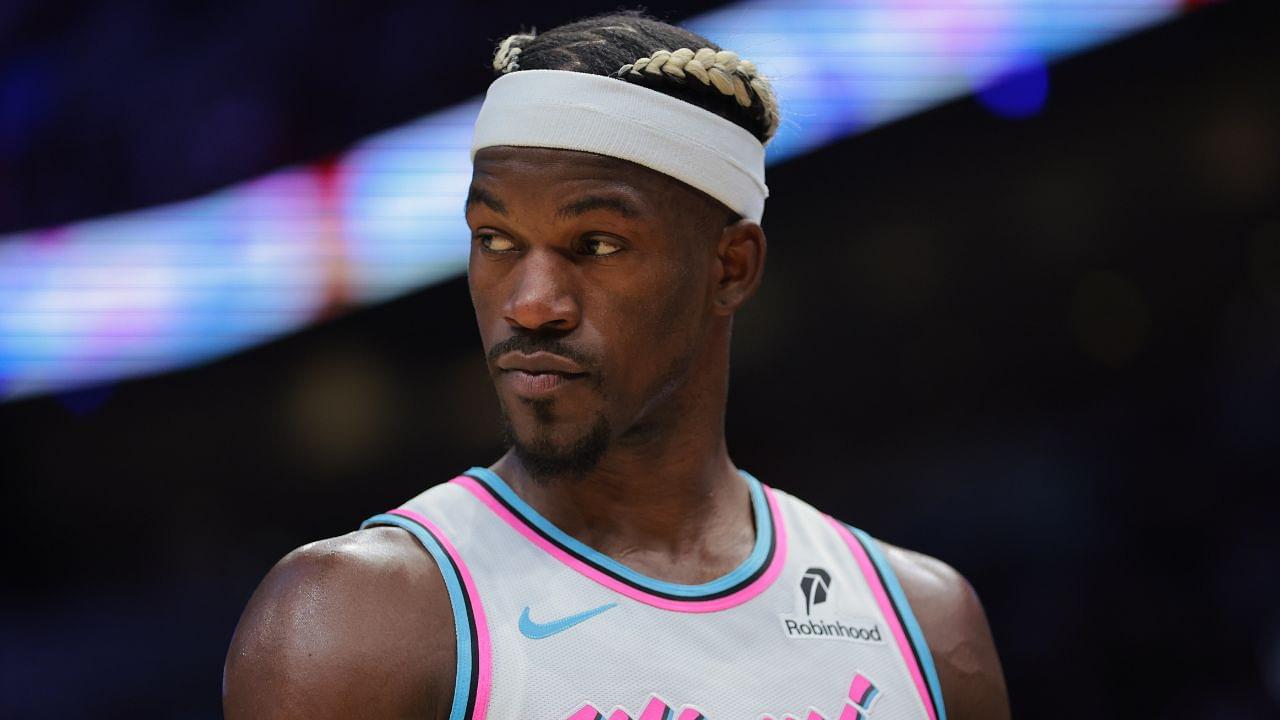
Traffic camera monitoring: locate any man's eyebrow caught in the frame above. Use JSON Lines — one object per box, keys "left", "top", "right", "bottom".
{"left": 466, "top": 186, "right": 507, "bottom": 215}
{"left": 556, "top": 195, "right": 640, "bottom": 220}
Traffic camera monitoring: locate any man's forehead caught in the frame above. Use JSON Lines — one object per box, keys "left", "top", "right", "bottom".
{"left": 473, "top": 146, "right": 677, "bottom": 191}
{"left": 470, "top": 146, "right": 726, "bottom": 219}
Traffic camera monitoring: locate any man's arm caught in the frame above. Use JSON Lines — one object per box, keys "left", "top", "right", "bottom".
{"left": 884, "top": 544, "right": 1011, "bottom": 720}
{"left": 223, "top": 527, "right": 456, "bottom": 720}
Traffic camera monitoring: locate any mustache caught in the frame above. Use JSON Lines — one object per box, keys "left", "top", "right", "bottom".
{"left": 486, "top": 333, "right": 599, "bottom": 371}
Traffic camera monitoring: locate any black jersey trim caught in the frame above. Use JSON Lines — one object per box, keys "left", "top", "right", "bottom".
{"left": 361, "top": 512, "right": 480, "bottom": 720}
{"left": 844, "top": 523, "right": 947, "bottom": 720}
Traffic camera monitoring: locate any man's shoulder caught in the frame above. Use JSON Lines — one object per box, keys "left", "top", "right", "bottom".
{"left": 876, "top": 540, "right": 1011, "bottom": 720}
{"left": 291, "top": 524, "right": 440, "bottom": 577}
{"left": 878, "top": 541, "right": 980, "bottom": 630}
{"left": 223, "top": 527, "right": 456, "bottom": 720}
{"left": 260, "top": 526, "right": 451, "bottom": 618}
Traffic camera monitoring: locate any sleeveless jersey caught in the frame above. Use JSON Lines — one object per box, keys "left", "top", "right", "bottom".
{"left": 361, "top": 467, "right": 947, "bottom": 720}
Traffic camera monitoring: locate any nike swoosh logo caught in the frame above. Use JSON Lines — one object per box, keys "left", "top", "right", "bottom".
{"left": 518, "top": 602, "right": 617, "bottom": 639}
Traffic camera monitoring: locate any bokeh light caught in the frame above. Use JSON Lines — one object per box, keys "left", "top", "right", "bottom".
{"left": 0, "top": 0, "right": 1186, "bottom": 401}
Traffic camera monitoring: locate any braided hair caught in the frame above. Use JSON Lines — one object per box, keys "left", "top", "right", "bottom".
{"left": 490, "top": 12, "right": 779, "bottom": 145}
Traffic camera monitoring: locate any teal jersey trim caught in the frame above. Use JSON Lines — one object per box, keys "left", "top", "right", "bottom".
{"left": 847, "top": 525, "right": 948, "bottom": 720}
{"left": 465, "top": 466, "right": 773, "bottom": 598}
{"left": 361, "top": 513, "right": 473, "bottom": 720}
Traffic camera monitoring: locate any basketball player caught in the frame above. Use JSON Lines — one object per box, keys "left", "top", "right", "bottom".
{"left": 224, "top": 13, "right": 1010, "bottom": 720}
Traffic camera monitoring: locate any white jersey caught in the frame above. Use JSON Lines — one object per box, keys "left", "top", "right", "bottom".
{"left": 362, "top": 467, "right": 947, "bottom": 720}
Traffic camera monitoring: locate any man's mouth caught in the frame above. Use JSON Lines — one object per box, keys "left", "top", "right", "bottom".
{"left": 495, "top": 350, "right": 588, "bottom": 376}
{"left": 501, "top": 368, "right": 586, "bottom": 397}
{"left": 493, "top": 350, "right": 591, "bottom": 398}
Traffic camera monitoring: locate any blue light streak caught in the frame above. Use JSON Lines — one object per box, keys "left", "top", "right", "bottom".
{"left": 0, "top": 0, "right": 1183, "bottom": 400}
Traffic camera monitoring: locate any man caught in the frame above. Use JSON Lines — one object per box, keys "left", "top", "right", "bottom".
{"left": 224, "top": 13, "right": 1010, "bottom": 720}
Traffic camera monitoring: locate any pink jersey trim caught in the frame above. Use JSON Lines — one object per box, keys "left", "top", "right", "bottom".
{"left": 388, "top": 507, "right": 492, "bottom": 720}
{"left": 452, "top": 474, "right": 788, "bottom": 613}
{"left": 827, "top": 518, "right": 938, "bottom": 720}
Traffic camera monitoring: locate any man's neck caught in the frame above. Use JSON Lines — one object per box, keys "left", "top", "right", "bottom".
{"left": 489, "top": 435, "right": 757, "bottom": 586}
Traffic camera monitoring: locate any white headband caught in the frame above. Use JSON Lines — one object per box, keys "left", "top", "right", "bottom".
{"left": 470, "top": 70, "right": 769, "bottom": 222}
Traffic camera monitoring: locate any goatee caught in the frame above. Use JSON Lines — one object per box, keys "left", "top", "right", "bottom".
{"left": 501, "top": 402, "right": 611, "bottom": 485}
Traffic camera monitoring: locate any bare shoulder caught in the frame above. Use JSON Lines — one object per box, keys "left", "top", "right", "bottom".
{"left": 880, "top": 542, "right": 1011, "bottom": 720}
{"left": 223, "top": 526, "right": 456, "bottom": 720}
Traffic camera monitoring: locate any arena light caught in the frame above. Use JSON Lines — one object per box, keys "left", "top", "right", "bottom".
{"left": 0, "top": 0, "right": 1185, "bottom": 401}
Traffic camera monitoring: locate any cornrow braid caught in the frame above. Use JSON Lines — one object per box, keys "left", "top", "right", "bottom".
{"left": 618, "top": 47, "right": 779, "bottom": 142}
{"left": 487, "top": 12, "right": 779, "bottom": 145}
{"left": 493, "top": 32, "right": 536, "bottom": 74}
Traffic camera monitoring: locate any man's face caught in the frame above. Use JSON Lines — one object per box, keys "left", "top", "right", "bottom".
{"left": 466, "top": 147, "right": 728, "bottom": 480}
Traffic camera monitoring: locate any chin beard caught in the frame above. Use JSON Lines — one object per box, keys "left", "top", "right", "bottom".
{"left": 502, "top": 401, "right": 611, "bottom": 485}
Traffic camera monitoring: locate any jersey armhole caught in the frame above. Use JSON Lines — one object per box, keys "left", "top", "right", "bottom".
{"left": 361, "top": 511, "right": 489, "bottom": 720}
{"left": 844, "top": 524, "right": 948, "bottom": 720}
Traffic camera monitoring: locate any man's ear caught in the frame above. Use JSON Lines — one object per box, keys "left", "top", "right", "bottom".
{"left": 711, "top": 219, "right": 767, "bottom": 315}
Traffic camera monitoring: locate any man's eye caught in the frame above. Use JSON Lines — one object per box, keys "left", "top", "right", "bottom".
{"left": 583, "top": 238, "right": 623, "bottom": 256}
{"left": 479, "top": 234, "right": 516, "bottom": 252}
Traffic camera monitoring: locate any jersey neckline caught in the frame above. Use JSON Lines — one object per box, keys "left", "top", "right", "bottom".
{"left": 458, "top": 466, "right": 784, "bottom": 606}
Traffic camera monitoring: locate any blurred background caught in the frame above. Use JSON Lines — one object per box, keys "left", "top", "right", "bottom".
{"left": 2, "top": 0, "right": 1278, "bottom": 717}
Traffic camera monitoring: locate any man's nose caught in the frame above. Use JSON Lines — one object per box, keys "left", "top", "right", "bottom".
{"left": 502, "top": 248, "right": 581, "bottom": 333}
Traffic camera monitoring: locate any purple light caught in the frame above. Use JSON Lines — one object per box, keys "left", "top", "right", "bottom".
{"left": 0, "top": 0, "right": 1187, "bottom": 401}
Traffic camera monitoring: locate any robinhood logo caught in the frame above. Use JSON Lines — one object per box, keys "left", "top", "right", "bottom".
{"left": 787, "top": 566, "right": 883, "bottom": 643}
{"left": 780, "top": 616, "right": 884, "bottom": 644}
{"left": 800, "top": 567, "right": 831, "bottom": 615}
